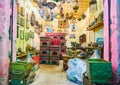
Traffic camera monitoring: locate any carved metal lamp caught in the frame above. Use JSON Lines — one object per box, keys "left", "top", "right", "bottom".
{"left": 89, "top": 0, "right": 97, "bottom": 13}
{"left": 72, "top": 0, "right": 79, "bottom": 12}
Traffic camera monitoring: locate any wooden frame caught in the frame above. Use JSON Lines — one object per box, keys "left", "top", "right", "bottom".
{"left": 17, "top": 26, "right": 19, "bottom": 38}
{"left": 58, "top": 19, "right": 69, "bottom": 28}
{"left": 70, "top": 34, "right": 76, "bottom": 39}
{"left": 29, "top": 31, "right": 34, "bottom": 39}
{"left": 25, "top": 32, "right": 29, "bottom": 41}
{"left": 20, "top": 30, "right": 24, "bottom": 40}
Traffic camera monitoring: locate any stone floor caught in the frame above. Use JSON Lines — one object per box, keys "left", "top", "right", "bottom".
{"left": 30, "top": 61, "right": 78, "bottom": 85}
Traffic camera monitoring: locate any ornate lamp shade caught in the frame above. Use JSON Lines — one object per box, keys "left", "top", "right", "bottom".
{"left": 47, "top": 2, "right": 56, "bottom": 9}
{"left": 89, "top": 0, "right": 97, "bottom": 13}
{"left": 38, "top": 1, "right": 56, "bottom": 21}
{"left": 72, "top": 1, "right": 79, "bottom": 12}
{"left": 65, "top": 13, "right": 69, "bottom": 19}
{"left": 37, "top": 0, "right": 47, "bottom": 7}
{"left": 53, "top": 0, "right": 62, "bottom": 2}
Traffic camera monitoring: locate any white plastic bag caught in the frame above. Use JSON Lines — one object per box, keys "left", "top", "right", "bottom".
{"left": 66, "top": 58, "right": 87, "bottom": 84}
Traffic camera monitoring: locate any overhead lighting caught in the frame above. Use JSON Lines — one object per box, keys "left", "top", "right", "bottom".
{"left": 53, "top": 0, "right": 62, "bottom": 2}
{"left": 72, "top": 0, "right": 79, "bottom": 12}
{"left": 47, "top": 2, "right": 56, "bottom": 9}
{"left": 89, "top": 0, "right": 97, "bottom": 13}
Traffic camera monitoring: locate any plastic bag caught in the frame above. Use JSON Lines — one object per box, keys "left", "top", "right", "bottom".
{"left": 66, "top": 58, "right": 87, "bottom": 84}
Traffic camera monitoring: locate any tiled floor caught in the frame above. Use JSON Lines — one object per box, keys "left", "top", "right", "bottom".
{"left": 30, "top": 61, "right": 78, "bottom": 85}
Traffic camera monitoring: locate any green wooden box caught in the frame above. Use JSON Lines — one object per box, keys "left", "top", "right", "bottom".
{"left": 9, "top": 79, "right": 26, "bottom": 85}
{"left": 10, "top": 70, "right": 26, "bottom": 80}
{"left": 10, "top": 61, "right": 31, "bottom": 75}
{"left": 86, "top": 59, "right": 112, "bottom": 84}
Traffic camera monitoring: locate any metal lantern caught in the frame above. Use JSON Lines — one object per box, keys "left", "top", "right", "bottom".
{"left": 65, "top": 13, "right": 69, "bottom": 19}
{"left": 47, "top": 2, "right": 56, "bottom": 9}
{"left": 89, "top": 0, "right": 97, "bottom": 13}
{"left": 82, "top": 14, "right": 86, "bottom": 19}
{"left": 72, "top": 0, "right": 79, "bottom": 12}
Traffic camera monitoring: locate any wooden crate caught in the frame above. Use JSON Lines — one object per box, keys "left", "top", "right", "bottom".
{"left": 40, "top": 50, "right": 50, "bottom": 57}
{"left": 40, "top": 37, "right": 51, "bottom": 41}
{"left": 10, "top": 61, "right": 32, "bottom": 75}
{"left": 9, "top": 79, "right": 26, "bottom": 85}
{"left": 10, "top": 70, "right": 26, "bottom": 80}
{"left": 86, "top": 59, "right": 112, "bottom": 85}
{"left": 50, "top": 60, "right": 59, "bottom": 65}
{"left": 40, "top": 56, "right": 49, "bottom": 59}
{"left": 40, "top": 41, "right": 51, "bottom": 46}
{"left": 40, "top": 59, "right": 49, "bottom": 64}
{"left": 40, "top": 46, "right": 49, "bottom": 50}
{"left": 83, "top": 77, "right": 90, "bottom": 85}
{"left": 50, "top": 51, "right": 60, "bottom": 56}
{"left": 50, "top": 56, "right": 59, "bottom": 60}
{"left": 62, "top": 54, "right": 74, "bottom": 71}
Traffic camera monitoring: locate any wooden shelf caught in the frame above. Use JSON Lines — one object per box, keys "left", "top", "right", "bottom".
{"left": 87, "top": 20, "right": 103, "bottom": 31}
{"left": 16, "top": 53, "right": 27, "bottom": 58}
{"left": 16, "top": 50, "right": 40, "bottom": 58}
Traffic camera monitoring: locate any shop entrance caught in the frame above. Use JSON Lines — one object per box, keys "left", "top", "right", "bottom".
{"left": 13, "top": 0, "right": 108, "bottom": 85}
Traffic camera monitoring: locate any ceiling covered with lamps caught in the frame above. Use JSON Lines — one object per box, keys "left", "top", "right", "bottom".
{"left": 30, "top": 0, "right": 90, "bottom": 20}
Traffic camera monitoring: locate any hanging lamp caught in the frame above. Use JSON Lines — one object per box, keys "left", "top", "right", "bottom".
{"left": 89, "top": 0, "right": 97, "bottom": 13}
{"left": 53, "top": 0, "right": 62, "bottom": 2}
{"left": 47, "top": 2, "right": 56, "bottom": 9}
{"left": 72, "top": 0, "right": 79, "bottom": 12}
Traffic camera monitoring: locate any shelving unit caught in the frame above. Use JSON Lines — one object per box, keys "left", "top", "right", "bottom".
{"left": 86, "top": 20, "right": 104, "bottom": 43}
{"left": 87, "top": 20, "right": 103, "bottom": 31}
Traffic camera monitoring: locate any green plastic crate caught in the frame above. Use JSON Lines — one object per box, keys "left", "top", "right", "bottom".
{"left": 86, "top": 59, "right": 112, "bottom": 84}
{"left": 10, "top": 61, "right": 31, "bottom": 75}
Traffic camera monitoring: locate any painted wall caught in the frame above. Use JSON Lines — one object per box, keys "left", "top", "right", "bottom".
{"left": 117, "top": 0, "right": 120, "bottom": 78}
{"left": 103, "top": 0, "right": 120, "bottom": 84}
{"left": 16, "top": 0, "right": 40, "bottom": 51}
{"left": 69, "top": 0, "right": 104, "bottom": 46}
{"left": 95, "top": 25, "right": 104, "bottom": 42}
{"left": 0, "top": 0, "right": 17, "bottom": 85}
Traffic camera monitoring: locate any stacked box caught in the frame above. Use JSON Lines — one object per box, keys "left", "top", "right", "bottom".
{"left": 45, "top": 33, "right": 66, "bottom": 60}
{"left": 40, "top": 37, "right": 51, "bottom": 64}
{"left": 10, "top": 61, "right": 32, "bottom": 76}
{"left": 40, "top": 49, "right": 49, "bottom": 56}
{"left": 40, "top": 59, "right": 49, "bottom": 64}
{"left": 86, "top": 59, "right": 113, "bottom": 85}
{"left": 40, "top": 37, "right": 51, "bottom": 46}
{"left": 60, "top": 42, "right": 66, "bottom": 46}
{"left": 50, "top": 46, "right": 60, "bottom": 57}
{"left": 60, "top": 36, "right": 65, "bottom": 40}
{"left": 50, "top": 46, "right": 60, "bottom": 65}
{"left": 60, "top": 36, "right": 66, "bottom": 57}
{"left": 50, "top": 60, "right": 59, "bottom": 65}
{"left": 9, "top": 70, "right": 26, "bottom": 80}
{"left": 60, "top": 46, "right": 66, "bottom": 54}
{"left": 9, "top": 79, "right": 26, "bottom": 85}
{"left": 40, "top": 46, "right": 49, "bottom": 64}
{"left": 9, "top": 61, "right": 32, "bottom": 85}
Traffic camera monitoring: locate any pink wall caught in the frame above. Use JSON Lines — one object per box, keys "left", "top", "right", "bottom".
{"left": 0, "top": 1, "right": 5, "bottom": 85}
{"left": 110, "top": 0, "right": 119, "bottom": 73}
{"left": 117, "top": 0, "right": 120, "bottom": 79}
{"left": 12, "top": 0, "right": 17, "bottom": 61}
{"left": 0, "top": 0, "right": 17, "bottom": 85}
{"left": 103, "top": 0, "right": 119, "bottom": 84}
{"left": 103, "top": 0, "right": 110, "bottom": 61}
